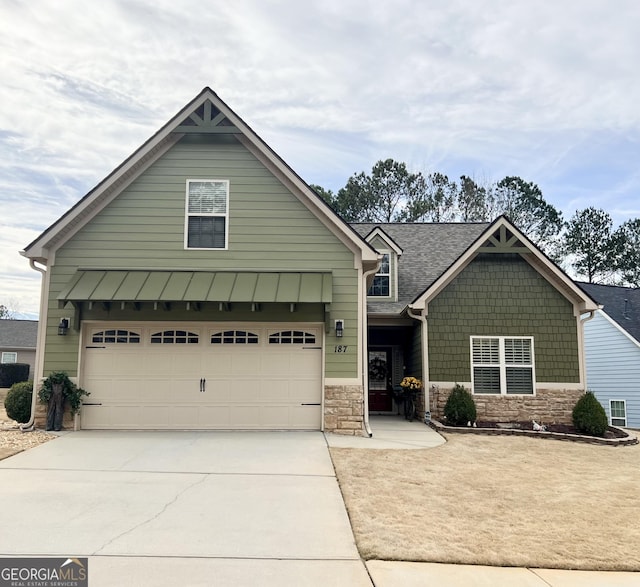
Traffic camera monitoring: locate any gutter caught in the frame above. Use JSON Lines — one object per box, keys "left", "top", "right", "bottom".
{"left": 579, "top": 308, "right": 599, "bottom": 391}
{"left": 19, "top": 259, "right": 47, "bottom": 432}
{"left": 362, "top": 262, "right": 382, "bottom": 438}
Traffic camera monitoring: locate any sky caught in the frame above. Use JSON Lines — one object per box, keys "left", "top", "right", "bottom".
{"left": 1, "top": 0, "right": 639, "bottom": 317}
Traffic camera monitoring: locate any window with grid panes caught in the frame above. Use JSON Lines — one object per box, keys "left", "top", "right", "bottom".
{"left": 471, "top": 336, "right": 534, "bottom": 395}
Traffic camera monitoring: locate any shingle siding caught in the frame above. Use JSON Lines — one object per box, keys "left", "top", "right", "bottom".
{"left": 428, "top": 254, "right": 580, "bottom": 384}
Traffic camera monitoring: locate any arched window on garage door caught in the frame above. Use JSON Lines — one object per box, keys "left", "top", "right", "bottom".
{"left": 92, "top": 329, "right": 141, "bottom": 344}
{"left": 150, "top": 330, "right": 199, "bottom": 344}
{"left": 210, "top": 330, "right": 259, "bottom": 344}
{"left": 268, "top": 330, "right": 316, "bottom": 344}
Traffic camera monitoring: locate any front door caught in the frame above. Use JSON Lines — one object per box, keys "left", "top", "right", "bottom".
{"left": 368, "top": 349, "right": 393, "bottom": 412}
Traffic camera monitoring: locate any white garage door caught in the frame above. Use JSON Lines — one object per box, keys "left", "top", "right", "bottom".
{"left": 80, "top": 322, "right": 323, "bottom": 430}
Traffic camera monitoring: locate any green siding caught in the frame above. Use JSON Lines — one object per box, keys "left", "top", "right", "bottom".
{"left": 428, "top": 254, "right": 580, "bottom": 383}
{"left": 45, "top": 135, "right": 359, "bottom": 378}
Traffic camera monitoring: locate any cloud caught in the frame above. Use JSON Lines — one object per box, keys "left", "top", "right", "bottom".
{"left": 1, "top": 0, "right": 640, "bottom": 315}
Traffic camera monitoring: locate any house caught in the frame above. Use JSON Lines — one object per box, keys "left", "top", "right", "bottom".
{"left": 578, "top": 282, "right": 640, "bottom": 429}
{"left": 0, "top": 319, "right": 38, "bottom": 380}
{"left": 20, "top": 87, "right": 598, "bottom": 433}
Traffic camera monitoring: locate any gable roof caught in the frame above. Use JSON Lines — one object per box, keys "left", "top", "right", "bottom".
{"left": 577, "top": 282, "right": 640, "bottom": 343}
{"left": 22, "top": 87, "right": 377, "bottom": 266}
{"left": 352, "top": 222, "right": 489, "bottom": 313}
{"left": 353, "top": 216, "right": 599, "bottom": 315}
{"left": 0, "top": 320, "right": 38, "bottom": 349}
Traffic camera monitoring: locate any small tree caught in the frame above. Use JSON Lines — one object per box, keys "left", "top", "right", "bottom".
{"left": 443, "top": 384, "right": 477, "bottom": 426}
{"left": 572, "top": 391, "right": 608, "bottom": 437}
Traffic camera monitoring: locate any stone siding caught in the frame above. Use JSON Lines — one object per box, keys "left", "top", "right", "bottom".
{"left": 430, "top": 385, "right": 584, "bottom": 425}
{"left": 34, "top": 401, "right": 74, "bottom": 430}
{"left": 324, "top": 384, "right": 365, "bottom": 435}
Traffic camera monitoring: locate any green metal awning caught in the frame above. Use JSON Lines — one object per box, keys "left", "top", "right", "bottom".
{"left": 57, "top": 270, "right": 333, "bottom": 305}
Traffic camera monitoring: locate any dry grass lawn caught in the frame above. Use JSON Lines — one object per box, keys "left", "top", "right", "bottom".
{"left": 330, "top": 433, "right": 640, "bottom": 571}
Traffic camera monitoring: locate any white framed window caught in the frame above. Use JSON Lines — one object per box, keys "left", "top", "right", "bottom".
{"left": 185, "top": 179, "right": 229, "bottom": 249}
{"left": 471, "top": 336, "right": 535, "bottom": 395}
{"left": 1, "top": 352, "right": 17, "bottom": 364}
{"left": 609, "top": 400, "right": 627, "bottom": 427}
{"left": 368, "top": 253, "right": 390, "bottom": 297}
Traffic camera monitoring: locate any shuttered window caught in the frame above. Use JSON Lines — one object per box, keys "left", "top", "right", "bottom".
{"left": 471, "top": 337, "right": 534, "bottom": 395}
{"left": 185, "top": 180, "right": 228, "bottom": 249}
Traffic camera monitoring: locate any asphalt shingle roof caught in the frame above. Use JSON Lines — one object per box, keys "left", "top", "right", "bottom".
{"left": 577, "top": 282, "right": 640, "bottom": 344}
{"left": 0, "top": 320, "right": 38, "bottom": 349}
{"left": 351, "top": 222, "right": 490, "bottom": 314}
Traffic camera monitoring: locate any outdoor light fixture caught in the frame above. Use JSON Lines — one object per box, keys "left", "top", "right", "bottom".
{"left": 58, "top": 318, "right": 69, "bottom": 336}
{"left": 335, "top": 319, "right": 344, "bottom": 338}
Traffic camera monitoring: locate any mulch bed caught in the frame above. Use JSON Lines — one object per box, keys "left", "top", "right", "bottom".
{"left": 473, "top": 420, "right": 628, "bottom": 439}
{"left": 431, "top": 419, "right": 637, "bottom": 445}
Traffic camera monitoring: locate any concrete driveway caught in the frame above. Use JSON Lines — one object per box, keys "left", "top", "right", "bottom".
{"left": 0, "top": 431, "right": 371, "bottom": 586}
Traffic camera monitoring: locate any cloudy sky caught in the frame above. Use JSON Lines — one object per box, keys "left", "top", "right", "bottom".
{"left": 1, "top": 0, "right": 639, "bottom": 317}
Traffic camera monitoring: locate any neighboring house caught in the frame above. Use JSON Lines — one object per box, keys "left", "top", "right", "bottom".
{"left": 0, "top": 319, "right": 38, "bottom": 380}
{"left": 21, "top": 87, "right": 598, "bottom": 433}
{"left": 578, "top": 283, "right": 640, "bottom": 429}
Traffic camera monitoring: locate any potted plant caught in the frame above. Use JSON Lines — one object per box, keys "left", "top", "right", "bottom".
{"left": 38, "top": 371, "right": 90, "bottom": 431}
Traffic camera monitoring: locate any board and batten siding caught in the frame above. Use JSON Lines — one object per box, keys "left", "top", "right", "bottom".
{"left": 44, "top": 135, "right": 359, "bottom": 379}
{"left": 584, "top": 310, "right": 640, "bottom": 428}
{"left": 428, "top": 254, "right": 580, "bottom": 384}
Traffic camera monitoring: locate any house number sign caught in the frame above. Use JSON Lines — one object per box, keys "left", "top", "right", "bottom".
{"left": 334, "top": 345, "right": 349, "bottom": 353}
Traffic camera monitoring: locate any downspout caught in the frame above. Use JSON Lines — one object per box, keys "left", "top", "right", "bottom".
{"left": 20, "top": 259, "right": 48, "bottom": 432}
{"left": 579, "top": 309, "right": 598, "bottom": 392}
{"left": 362, "top": 263, "right": 381, "bottom": 437}
{"left": 407, "top": 306, "right": 429, "bottom": 417}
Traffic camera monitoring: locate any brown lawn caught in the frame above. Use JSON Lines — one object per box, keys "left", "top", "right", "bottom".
{"left": 330, "top": 433, "right": 640, "bottom": 571}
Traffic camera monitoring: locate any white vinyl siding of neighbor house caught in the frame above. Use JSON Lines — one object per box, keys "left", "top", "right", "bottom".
{"left": 45, "top": 136, "right": 359, "bottom": 379}
{"left": 584, "top": 310, "right": 640, "bottom": 429}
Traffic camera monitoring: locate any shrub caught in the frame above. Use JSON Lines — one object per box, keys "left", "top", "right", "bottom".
{"left": 444, "top": 384, "right": 477, "bottom": 426}
{"left": 0, "top": 363, "right": 30, "bottom": 388}
{"left": 572, "top": 391, "right": 608, "bottom": 437}
{"left": 4, "top": 380, "right": 33, "bottom": 423}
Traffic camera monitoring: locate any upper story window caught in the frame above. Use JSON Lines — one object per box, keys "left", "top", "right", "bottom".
{"left": 471, "top": 336, "right": 535, "bottom": 395}
{"left": 185, "top": 180, "right": 229, "bottom": 249}
{"left": 369, "top": 253, "right": 390, "bottom": 297}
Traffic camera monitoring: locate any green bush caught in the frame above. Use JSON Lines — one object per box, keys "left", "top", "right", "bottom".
{"left": 444, "top": 384, "right": 477, "bottom": 426}
{"left": 0, "top": 363, "right": 30, "bottom": 388}
{"left": 572, "top": 391, "right": 608, "bottom": 436}
{"left": 4, "top": 380, "right": 33, "bottom": 423}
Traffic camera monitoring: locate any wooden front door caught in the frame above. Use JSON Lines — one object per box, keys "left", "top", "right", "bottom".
{"left": 368, "top": 349, "right": 393, "bottom": 412}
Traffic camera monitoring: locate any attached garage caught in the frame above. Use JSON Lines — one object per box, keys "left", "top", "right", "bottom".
{"left": 80, "top": 322, "right": 323, "bottom": 430}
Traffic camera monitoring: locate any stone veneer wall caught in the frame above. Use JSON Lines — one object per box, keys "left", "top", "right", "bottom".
{"left": 324, "top": 384, "right": 365, "bottom": 435}
{"left": 430, "top": 386, "right": 584, "bottom": 425}
{"left": 34, "top": 401, "right": 74, "bottom": 430}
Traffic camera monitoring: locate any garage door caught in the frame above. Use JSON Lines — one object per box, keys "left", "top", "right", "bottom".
{"left": 80, "top": 322, "right": 323, "bottom": 430}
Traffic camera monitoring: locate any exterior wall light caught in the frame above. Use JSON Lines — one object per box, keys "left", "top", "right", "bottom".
{"left": 58, "top": 318, "right": 69, "bottom": 336}
{"left": 335, "top": 319, "right": 344, "bottom": 338}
